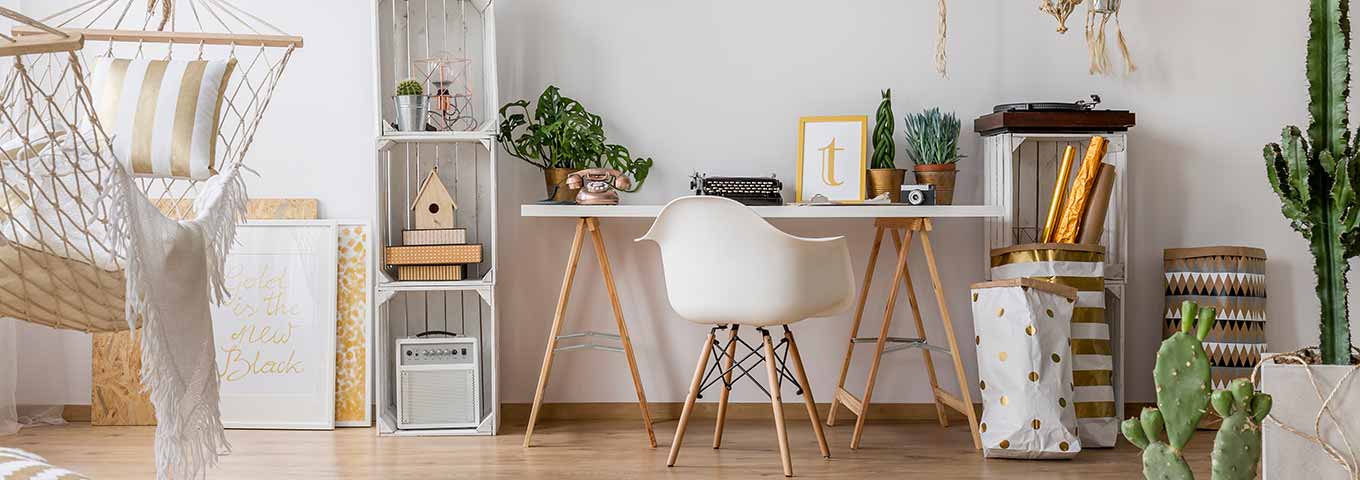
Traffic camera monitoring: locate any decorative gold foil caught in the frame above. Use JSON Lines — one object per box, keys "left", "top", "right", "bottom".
{"left": 1053, "top": 136, "right": 1109, "bottom": 243}
{"left": 1040, "top": 145, "right": 1077, "bottom": 243}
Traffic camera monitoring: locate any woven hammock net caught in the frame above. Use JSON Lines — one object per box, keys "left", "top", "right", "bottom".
{"left": 0, "top": 0, "right": 296, "bottom": 333}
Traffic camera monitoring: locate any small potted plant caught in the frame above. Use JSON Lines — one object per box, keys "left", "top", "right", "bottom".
{"left": 393, "top": 79, "right": 429, "bottom": 132}
{"left": 866, "top": 89, "right": 906, "bottom": 202}
{"left": 904, "top": 107, "right": 962, "bottom": 205}
{"left": 499, "top": 85, "right": 653, "bottom": 203}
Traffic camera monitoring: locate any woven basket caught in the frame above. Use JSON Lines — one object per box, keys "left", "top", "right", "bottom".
{"left": 991, "top": 243, "right": 1115, "bottom": 448}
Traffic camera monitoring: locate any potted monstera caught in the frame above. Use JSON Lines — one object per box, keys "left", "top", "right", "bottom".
{"left": 1260, "top": 1, "right": 1360, "bottom": 477}
{"left": 866, "top": 89, "right": 906, "bottom": 202}
{"left": 498, "top": 85, "right": 652, "bottom": 203}
{"left": 904, "top": 107, "right": 962, "bottom": 205}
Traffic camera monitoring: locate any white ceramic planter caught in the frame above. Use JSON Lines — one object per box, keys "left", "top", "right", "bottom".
{"left": 1260, "top": 359, "right": 1360, "bottom": 479}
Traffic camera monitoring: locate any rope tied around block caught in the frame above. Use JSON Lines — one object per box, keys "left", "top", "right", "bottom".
{"left": 1250, "top": 348, "right": 1360, "bottom": 479}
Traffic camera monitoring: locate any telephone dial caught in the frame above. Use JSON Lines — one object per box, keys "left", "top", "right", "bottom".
{"left": 566, "top": 168, "right": 631, "bottom": 205}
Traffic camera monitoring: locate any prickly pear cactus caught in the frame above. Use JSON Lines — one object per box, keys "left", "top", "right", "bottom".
{"left": 1121, "top": 301, "right": 1215, "bottom": 480}
{"left": 1123, "top": 409, "right": 1194, "bottom": 480}
{"left": 1210, "top": 379, "right": 1273, "bottom": 480}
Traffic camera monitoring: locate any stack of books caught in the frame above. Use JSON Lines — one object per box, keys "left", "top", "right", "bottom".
{"left": 385, "top": 228, "right": 482, "bottom": 281}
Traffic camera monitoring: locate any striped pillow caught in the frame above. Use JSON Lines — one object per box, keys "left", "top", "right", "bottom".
{"left": 90, "top": 57, "right": 236, "bottom": 179}
{"left": 0, "top": 448, "right": 90, "bottom": 479}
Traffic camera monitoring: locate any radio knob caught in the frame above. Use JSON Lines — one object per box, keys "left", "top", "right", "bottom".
{"left": 461, "top": 348, "right": 467, "bottom": 355}
{"left": 405, "top": 350, "right": 413, "bottom": 356}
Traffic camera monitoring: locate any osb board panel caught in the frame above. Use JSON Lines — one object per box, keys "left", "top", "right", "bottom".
{"left": 151, "top": 198, "right": 320, "bottom": 221}
{"left": 92, "top": 198, "right": 320, "bottom": 426}
{"left": 91, "top": 329, "right": 154, "bottom": 426}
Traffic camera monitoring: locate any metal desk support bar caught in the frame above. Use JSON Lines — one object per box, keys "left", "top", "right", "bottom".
{"left": 851, "top": 336, "right": 953, "bottom": 355}
{"left": 554, "top": 330, "right": 625, "bottom": 353}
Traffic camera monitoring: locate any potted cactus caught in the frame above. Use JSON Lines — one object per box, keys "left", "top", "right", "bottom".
{"left": 1121, "top": 301, "right": 1272, "bottom": 480}
{"left": 1260, "top": 0, "right": 1360, "bottom": 477}
{"left": 904, "top": 107, "right": 962, "bottom": 205}
{"left": 393, "top": 79, "right": 429, "bottom": 132}
{"left": 866, "top": 90, "right": 906, "bottom": 202}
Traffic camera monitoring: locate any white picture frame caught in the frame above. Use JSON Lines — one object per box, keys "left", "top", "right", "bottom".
{"left": 796, "top": 115, "right": 868, "bottom": 202}
{"left": 213, "top": 220, "right": 339, "bottom": 430}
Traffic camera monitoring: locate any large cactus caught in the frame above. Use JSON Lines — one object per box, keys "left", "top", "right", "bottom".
{"left": 1122, "top": 301, "right": 1215, "bottom": 480}
{"left": 1264, "top": 0, "right": 1360, "bottom": 365}
{"left": 1210, "top": 379, "right": 1273, "bottom": 480}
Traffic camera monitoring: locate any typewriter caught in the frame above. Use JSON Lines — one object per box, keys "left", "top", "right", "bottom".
{"left": 690, "top": 173, "right": 784, "bottom": 206}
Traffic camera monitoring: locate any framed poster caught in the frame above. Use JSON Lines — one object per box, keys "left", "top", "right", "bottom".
{"left": 796, "top": 115, "right": 868, "bottom": 202}
{"left": 334, "top": 220, "right": 373, "bottom": 427}
{"left": 213, "top": 220, "right": 339, "bottom": 430}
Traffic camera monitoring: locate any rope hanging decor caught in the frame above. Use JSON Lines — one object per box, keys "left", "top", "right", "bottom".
{"left": 1085, "top": 0, "right": 1136, "bottom": 75}
{"left": 1039, "top": 0, "right": 1082, "bottom": 33}
{"left": 935, "top": 0, "right": 948, "bottom": 77}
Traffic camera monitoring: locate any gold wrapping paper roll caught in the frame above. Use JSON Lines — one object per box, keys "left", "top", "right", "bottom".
{"left": 1077, "top": 164, "right": 1117, "bottom": 245}
{"left": 1053, "top": 136, "right": 1109, "bottom": 243}
{"left": 1040, "top": 146, "right": 1078, "bottom": 243}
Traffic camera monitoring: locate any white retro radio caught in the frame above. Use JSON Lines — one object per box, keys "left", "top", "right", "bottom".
{"left": 396, "top": 334, "right": 481, "bottom": 429}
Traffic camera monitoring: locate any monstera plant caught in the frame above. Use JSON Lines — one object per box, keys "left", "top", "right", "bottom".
{"left": 499, "top": 85, "right": 653, "bottom": 202}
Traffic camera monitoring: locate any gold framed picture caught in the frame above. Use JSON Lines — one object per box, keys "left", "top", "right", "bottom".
{"left": 796, "top": 115, "right": 868, "bottom": 202}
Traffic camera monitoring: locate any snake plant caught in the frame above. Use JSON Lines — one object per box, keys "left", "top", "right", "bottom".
{"left": 871, "top": 89, "right": 896, "bottom": 169}
{"left": 1264, "top": 0, "right": 1359, "bottom": 365}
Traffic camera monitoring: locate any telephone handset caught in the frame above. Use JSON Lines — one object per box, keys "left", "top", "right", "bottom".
{"left": 566, "top": 168, "right": 632, "bottom": 205}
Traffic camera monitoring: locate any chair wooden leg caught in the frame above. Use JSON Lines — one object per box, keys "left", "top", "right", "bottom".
{"left": 785, "top": 328, "right": 830, "bottom": 458}
{"left": 763, "top": 332, "right": 794, "bottom": 477}
{"left": 668, "top": 331, "right": 716, "bottom": 467}
{"left": 828, "top": 225, "right": 885, "bottom": 427}
{"left": 524, "top": 218, "right": 587, "bottom": 448}
{"left": 713, "top": 326, "right": 738, "bottom": 449}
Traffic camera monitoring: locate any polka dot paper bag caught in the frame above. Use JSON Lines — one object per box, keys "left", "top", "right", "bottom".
{"left": 970, "top": 279, "right": 1081, "bottom": 459}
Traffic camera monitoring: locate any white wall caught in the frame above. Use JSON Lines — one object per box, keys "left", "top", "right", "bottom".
{"left": 12, "top": 0, "right": 1341, "bottom": 410}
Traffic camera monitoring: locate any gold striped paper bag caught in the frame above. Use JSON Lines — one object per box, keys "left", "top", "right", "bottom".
{"left": 991, "top": 243, "right": 1115, "bottom": 447}
{"left": 1164, "top": 247, "right": 1266, "bottom": 390}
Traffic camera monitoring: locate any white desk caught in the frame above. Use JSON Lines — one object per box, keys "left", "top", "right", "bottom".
{"left": 521, "top": 204, "right": 1004, "bottom": 218}
{"left": 519, "top": 203, "right": 1002, "bottom": 451}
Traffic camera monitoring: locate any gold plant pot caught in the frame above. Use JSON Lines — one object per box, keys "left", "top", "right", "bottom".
{"left": 866, "top": 168, "right": 907, "bottom": 203}
{"left": 544, "top": 167, "right": 581, "bottom": 203}
{"left": 913, "top": 163, "right": 957, "bottom": 205}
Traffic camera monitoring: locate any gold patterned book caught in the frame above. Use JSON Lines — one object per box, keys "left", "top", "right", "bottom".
{"left": 384, "top": 244, "right": 482, "bottom": 265}
{"left": 396, "top": 265, "right": 464, "bottom": 281}
{"left": 402, "top": 228, "right": 466, "bottom": 246}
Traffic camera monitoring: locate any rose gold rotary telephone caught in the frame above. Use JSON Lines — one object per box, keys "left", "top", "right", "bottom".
{"left": 565, "top": 168, "right": 631, "bottom": 205}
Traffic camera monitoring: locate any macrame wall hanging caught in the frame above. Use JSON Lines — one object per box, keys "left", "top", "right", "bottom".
{"left": 1085, "top": 0, "right": 1136, "bottom": 75}
{"left": 1039, "top": 0, "right": 1082, "bottom": 33}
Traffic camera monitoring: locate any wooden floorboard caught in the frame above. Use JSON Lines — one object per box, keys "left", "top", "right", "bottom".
{"left": 2, "top": 419, "right": 1213, "bottom": 479}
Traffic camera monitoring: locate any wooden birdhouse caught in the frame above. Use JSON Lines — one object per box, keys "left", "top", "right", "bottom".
{"left": 411, "top": 169, "right": 457, "bottom": 229}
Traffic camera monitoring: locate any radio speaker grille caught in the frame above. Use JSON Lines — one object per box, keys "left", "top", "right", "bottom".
{"left": 400, "top": 369, "right": 478, "bottom": 426}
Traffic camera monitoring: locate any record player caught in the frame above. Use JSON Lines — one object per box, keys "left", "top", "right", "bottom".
{"left": 975, "top": 94, "right": 1134, "bottom": 135}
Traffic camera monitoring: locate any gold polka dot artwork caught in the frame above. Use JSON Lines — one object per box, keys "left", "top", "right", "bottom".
{"left": 980, "top": 422, "right": 988, "bottom": 433}
{"left": 1059, "top": 398, "right": 1067, "bottom": 407}
{"left": 973, "top": 293, "right": 979, "bottom": 302}
{"left": 1029, "top": 371, "right": 1039, "bottom": 382}
{"left": 975, "top": 335, "right": 980, "bottom": 345}
{"left": 980, "top": 380, "right": 987, "bottom": 390}
{"left": 1052, "top": 353, "right": 1061, "bottom": 363}
{"left": 997, "top": 307, "right": 1005, "bottom": 317}
{"left": 1046, "top": 308, "right": 1054, "bottom": 318}
{"left": 999, "top": 351, "right": 1009, "bottom": 362}
{"left": 1059, "top": 441, "right": 1070, "bottom": 452}
{"left": 1025, "top": 325, "right": 1036, "bottom": 336}
{"left": 1032, "top": 419, "right": 1042, "bottom": 429}
{"left": 1000, "top": 395, "right": 1009, "bottom": 406}
{"left": 999, "top": 440, "right": 1010, "bottom": 449}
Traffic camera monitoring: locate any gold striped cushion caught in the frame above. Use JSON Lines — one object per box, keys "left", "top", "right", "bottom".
{"left": 90, "top": 57, "right": 236, "bottom": 179}
{"left": 0, "top": 448, "right": 89, "bottom": 479}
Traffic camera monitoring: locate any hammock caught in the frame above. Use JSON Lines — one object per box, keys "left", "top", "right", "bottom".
{"left": 0, "top": 2, "right": 299, "bottom": 478}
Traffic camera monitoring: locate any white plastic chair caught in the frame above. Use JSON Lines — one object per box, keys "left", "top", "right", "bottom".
{"left": 637, "top": 196, "right": 854, "bottom": 477}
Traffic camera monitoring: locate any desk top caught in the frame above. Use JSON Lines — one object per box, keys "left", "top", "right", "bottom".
{"left": 521, "top": 204, "right": 1004, "bottom": 219}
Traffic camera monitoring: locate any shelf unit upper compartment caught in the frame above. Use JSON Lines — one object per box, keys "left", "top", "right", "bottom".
{"left": 373, "top": 0, "right": 499, "bottom": 141}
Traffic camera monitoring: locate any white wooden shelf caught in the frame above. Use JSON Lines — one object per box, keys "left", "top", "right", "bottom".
{"left": 377, "top": 277, "right": 495, "bottom": 292}
{"left": 379, "top": 128, "right": 495, "bottom": 146}
{"left": 521, "top": 203, "right": 1004, "bottom": 219}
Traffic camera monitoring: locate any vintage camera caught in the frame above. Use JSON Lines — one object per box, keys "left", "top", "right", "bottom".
{"left": 901, "top": 184, "right": 937, "bottom": 206}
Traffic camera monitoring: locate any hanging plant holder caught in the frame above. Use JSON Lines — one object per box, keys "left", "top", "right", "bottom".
{"left": 1086, "top": 0, "right": 1136, "bottom": 75}
{"left": 1039, "top": 0, "right": 1083, "bottom": 33}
